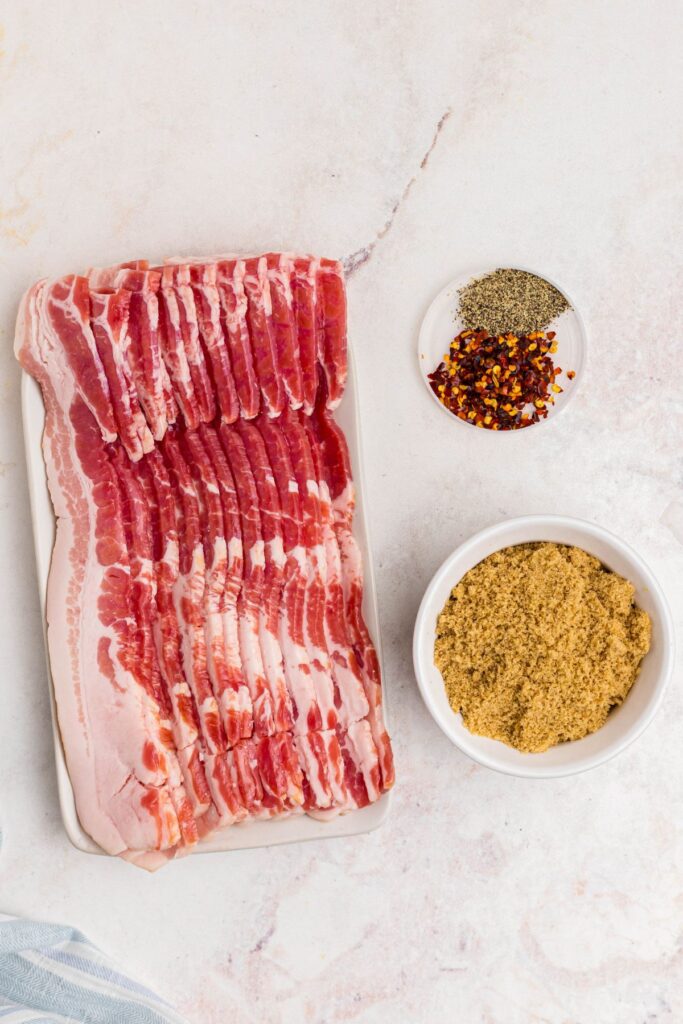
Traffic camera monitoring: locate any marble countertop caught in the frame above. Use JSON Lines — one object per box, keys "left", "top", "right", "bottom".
{"left": 1, "top": 2, "right": 681, "bottom": 1021}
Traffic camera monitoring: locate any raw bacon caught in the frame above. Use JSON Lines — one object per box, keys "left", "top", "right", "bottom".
{"left": 292, "top": 256, "right": 319, "bottom": 415}
{"left": 311, "top": 400, "right": 395, "bottom": 791}
{"left": 180, "top": 428, "right": 252, "bottom": 745}
{"left": 215, "top": 259, "right": 261, "bottom": 419}
{"left": 190, "top": 263, "right": 240, "bottom": 424}
{"left": 220, "top": 424, "right": 293, "bottom": 734}
{"left": 243, "top": 256, "right": 284, "bottom": 417}
{"left": 316, "top": 259, "right": 348, "bottom": 409}
{"left": 16, "top": 253, "right": 393, "bottom": 867}
{"left": 265, "top": 253, "right": 303, "bottom": 410}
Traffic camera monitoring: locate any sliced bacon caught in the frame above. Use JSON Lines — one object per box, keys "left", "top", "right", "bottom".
{"left": 160, "top": 431, "right": 227, "bottom": 756}
{"left": 277, "top": 409, "right": 339, "bottom": 731}
{"left": 190, "top": 263, "right": 240, "bottom": 423}
{"left": 16, "top": 254, "right": 393, "bottom": 865}
{"left": 215, "top": 425, "right": 276, "bottom": 736}
{"left": 255, "top": 414, "right": 324, "bottom": 734}
{"left": 118, "top": 269, "right": 174, "bottom": 440}
{"left": 89, "top": 267, "right": 176, "bottom": 440}
{"left": 292, "top": 256, "right": 319, "bottom": 415}
{"left": 157, "top": 268, "right": 200, "bottom": 429}
{"left": 133, "top": 450, "right": 213, "bottom": 820}
{"left": 242, "top": 256, "right": 284, "bottom": 417}
{"left": 215, "top": 259, "right": 260, "bottom": 418}
{"left": 337, "top": 720, "right": 380, "bottom": 808}
{"left": 219, "top": 425, "right": 293, "bottom": 734}
{"left": 45, "top": 275, "right": 118, "bottom": 443}
{"left": 257, "top": 733, "right": 304, "bottom": 812}
{"left": 311, "top": 401, "right": 394, "bottom": 790}
{"left": 109, "top": 447, "right": 200, "bottom": 849}
{"left": 74, "top": 399, "right": 186, "bottom": 851}
{"left": 227, "top": 734, "right": 303, "bottom": 818}
{"left": 279, "top": 408, "right": 368, "bottom": 729}
{"left": 163, "top": 265, "right": 215, "bottom": 423}
{"left": 265, "top": 253, "right": 303, "bottom": 409}
{"left": 19, "top": 273, "right": 186, "bottom": 857}
{"left": 300, "top": 412, "right": 369, "bottom": 726}
{"left": 316, "top": 258, "right": 348, "bottom": 409}
{"left": 196, "top": 424, "right": 255, "bottom": 745}
{"left": 87, "top": 259, "right": 150, "bottom": 287}
{"left": 235, "top": 419, "right": 297, "bottom": 730}
{"left": 89, "top": 290, "right": 143, "bottom": 461}
{"left": 180, "top": 428, "right": 253, "bottom": 745}
{"left": 295, "top": 730, "right": 339, "bottom": 812}
{"left": 203, "top": 751, "right": 247, "bottom": 825}
{"left": 89, "top": 288, "right": 154, "bottom": 460}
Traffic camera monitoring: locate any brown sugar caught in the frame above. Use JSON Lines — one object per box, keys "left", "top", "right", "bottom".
{"left": 434, "top": 543, "right": 652, "bottom": 753}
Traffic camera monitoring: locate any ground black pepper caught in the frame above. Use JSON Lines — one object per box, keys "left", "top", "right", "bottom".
{"left": 458, "top": 268, "right": 570, "bottom": 336}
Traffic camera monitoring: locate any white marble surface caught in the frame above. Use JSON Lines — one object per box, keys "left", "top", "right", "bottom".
{"left": 1, "top": 2, "right": 682, "bottom": 1021}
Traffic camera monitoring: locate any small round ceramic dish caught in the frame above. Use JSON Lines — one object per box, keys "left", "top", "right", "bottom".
{"left": 417, "top": 266, "right": 586, "bottom": 433}
{"left": 413, "top": 515, "right": 674, "bottom": 778}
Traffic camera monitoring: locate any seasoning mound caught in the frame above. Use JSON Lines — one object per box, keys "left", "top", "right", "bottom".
{"left": 459, "top": 268, "right": 570, "bottom": 336}
{"left": 434, "top": 543, "right": 651, "bottom": 753}
{"left": 428, "top": 328, "right": 563, "bottom": 430}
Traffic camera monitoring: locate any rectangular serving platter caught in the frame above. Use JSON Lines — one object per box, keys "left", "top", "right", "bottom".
{"left": 21, "top": 342, "right": 391, "bottom": 857}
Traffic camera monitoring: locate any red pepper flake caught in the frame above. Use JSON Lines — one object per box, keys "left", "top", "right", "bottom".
{"left": 427, "top": 329, "right": 575, "bottom": 430}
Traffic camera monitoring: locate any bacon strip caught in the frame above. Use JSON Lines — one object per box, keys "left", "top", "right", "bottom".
{"left": 120, "top": 270, "right": 174, "bottom": 440}
{"left": 215, "top": 259, "right": 261, "bottom": 419}
{"left": 89, "top": 290, "right": 144, "bottom": 462}
{"left": 316, "top": 258, "right": 348, "bottom": 409}
{"left": 311, "top": 401, "right": 394, "bottom": 790}
{"left": 190, "top": 263, "right": 240, "bottom": 423}
{"left": 300, "top": 412, "right": 370, "bottom": 726}
{"left": 45, "top": 276, "right": 118, "bottom": 443}
{"left": 109, "top": 447, "right": 200, "bottom": 850}
{"left": 292, "top": 256, "right": 319, "bottom": 415}
{"left": 277, "top": 408, "right": 338, "bottom": 731}
{"left": 180, "top": 428, "right": 253, "bottom": 745}
{"left": 280, "top": 408, "right": 368, "bottom": 728}
{"left": 134, "top": 451, "right": 212, "bottom": 816}
{"left": 165, "top": 265, "right": 215, "bottom": 424}
{"left": 255, "top": 415, "right": 324, "bottom": 733}
{"left": 235, "top": 420, "right": 296, "bottom": 729}
{"left": 220, "top": 425, "right": 293, "bottom": 734}
{"left": 160, "top": 432, "right": 227, "bottom": 757}
{"left": 217, "top": 425, "right": 276, "bottom": 736}
{"left": 265, "top": 253, "right": 303, "bottom": 409}
{"left": 197, "top": 424, "right": 254, "bottom": 742}
{"left": 243, "top": 256, "right": 284, "bottom": 417}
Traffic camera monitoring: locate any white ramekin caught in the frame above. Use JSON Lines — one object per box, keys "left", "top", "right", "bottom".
{"left": 413, "top": 515, "right": 674, "bottom": 778}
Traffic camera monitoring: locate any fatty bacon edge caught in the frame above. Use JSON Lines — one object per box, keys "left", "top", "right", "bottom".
{"left": 15, "top": 253, "right": 394, "bottom": 870}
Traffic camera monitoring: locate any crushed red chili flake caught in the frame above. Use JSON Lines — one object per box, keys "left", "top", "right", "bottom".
{"left": 427, "top": 329, "right": 573, "bottom": 430}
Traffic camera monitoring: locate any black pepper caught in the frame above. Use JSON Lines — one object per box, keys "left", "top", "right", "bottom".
{"left": 458, "top": 268, "right": 570, "bottom": 336}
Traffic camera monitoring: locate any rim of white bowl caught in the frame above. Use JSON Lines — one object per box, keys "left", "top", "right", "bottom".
{"left": 413, "top": 514, "right": 675, "bottom": 778}
{"left": 417, "top": 265, "right": 588, "bottom": 436}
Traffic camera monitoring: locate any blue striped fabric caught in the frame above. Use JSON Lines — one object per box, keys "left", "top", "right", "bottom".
{"left": 0, "top": 917, "right": 189, "bottom": 1023}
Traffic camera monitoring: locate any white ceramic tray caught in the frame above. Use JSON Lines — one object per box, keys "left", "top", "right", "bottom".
{"left": 21, "top": 345, "right": 391, "bottom": 856}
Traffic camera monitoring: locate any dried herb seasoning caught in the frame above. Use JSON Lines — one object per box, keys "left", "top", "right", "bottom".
{"left": 428, "top": 328, "right": 566, "bottom": 430}
{"left": 458, "top": 268, "right": 569, "bottom": 336}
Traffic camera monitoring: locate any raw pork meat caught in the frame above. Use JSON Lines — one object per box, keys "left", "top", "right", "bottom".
{"left": 16, "top": 252, "right": 392, "bottom": 868}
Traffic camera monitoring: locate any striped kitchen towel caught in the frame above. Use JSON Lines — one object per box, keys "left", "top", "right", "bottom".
{"left": 0, "top": 916, "right": 189, "bottom": 1023}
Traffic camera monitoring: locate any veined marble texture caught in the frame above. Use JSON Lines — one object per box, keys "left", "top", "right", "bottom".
{"left": 0, "top": 1, "right": 681, "bottom": 1022}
